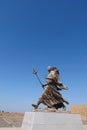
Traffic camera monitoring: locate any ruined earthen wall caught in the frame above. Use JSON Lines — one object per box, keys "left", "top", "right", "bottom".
{"left": 70, "top": 104, "right": 87, "bottom": 118}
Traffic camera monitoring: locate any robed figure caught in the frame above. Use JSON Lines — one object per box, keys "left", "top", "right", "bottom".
{"left": 32, "top": 66, "right": 69, "bottom": 110}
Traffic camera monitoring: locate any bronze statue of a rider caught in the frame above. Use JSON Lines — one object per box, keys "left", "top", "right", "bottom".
{"left": 32, "top": 66, "right": 69, "bottom": 110}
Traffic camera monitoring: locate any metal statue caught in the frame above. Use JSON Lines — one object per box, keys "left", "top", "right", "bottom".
{"left": 32, "top": 66, "right": 69, "bottom": 110}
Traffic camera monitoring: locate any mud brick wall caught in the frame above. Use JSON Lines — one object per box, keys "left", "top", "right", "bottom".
{"left": 70, "top": 104, "right": 87, "bottom": 118}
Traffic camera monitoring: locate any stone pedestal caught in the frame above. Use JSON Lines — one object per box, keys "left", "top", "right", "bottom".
{"left": 22, "top": 111, "right": 84, "bottom": 130}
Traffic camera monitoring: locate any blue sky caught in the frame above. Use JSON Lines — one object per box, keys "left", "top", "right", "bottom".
{"left": 0, "top": 0, "right": 87, "bottom": 112}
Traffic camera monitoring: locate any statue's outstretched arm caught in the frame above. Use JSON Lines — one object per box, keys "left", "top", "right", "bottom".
{"left": 57, "top": 81, "right": 69, "bottom": 90}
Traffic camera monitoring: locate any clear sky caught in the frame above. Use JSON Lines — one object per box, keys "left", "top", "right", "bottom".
{"left": 0, "top": 0, "right": 87, "bottom": 112}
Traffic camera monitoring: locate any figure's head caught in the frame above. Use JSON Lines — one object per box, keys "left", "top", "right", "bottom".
{"left": 47, "top": 66, "right": 59, "bottom": 74}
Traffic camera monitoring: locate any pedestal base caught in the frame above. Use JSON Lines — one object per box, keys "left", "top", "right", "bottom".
{"left": 22, "top": 111, "right": 84, "bottom": 130}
